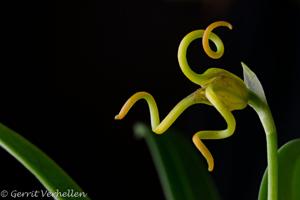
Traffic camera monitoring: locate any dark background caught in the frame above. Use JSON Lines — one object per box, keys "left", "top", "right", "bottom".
{"left": 1, "top": 0, "right": 299, "bottom": 199}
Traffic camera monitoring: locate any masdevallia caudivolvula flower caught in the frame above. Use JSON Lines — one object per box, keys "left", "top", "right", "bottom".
{"left": 115, "top": 21, "right": 250, "bottom": 172}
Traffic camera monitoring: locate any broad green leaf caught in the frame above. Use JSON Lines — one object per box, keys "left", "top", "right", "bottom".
{"left": 134, "top": 122, "right": 220, "bottom": 200}
{"left": 258, "top": 139, "right": 300, "bottom": 200}
{"left": 0, "top": 123, "right": 89, "bottom": 200}
{"left": 241, "top": 62, "right": 267, "bottom": 104}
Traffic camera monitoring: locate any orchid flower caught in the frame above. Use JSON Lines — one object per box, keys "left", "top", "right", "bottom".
{"left": 115, "top": 21, "right": 249, "bottom": 171}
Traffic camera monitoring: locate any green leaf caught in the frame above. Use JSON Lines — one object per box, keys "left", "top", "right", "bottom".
{"left": 0, "top": 123, "right": 89, "bottom": 200}
{"left": 241, "top": 62, "right": 267, "bottom": 104}
{"left": 134, "top": 122, "right": 220, "bottom": 200}
{"left": 258, "top": 139, "right": 300, "bottom": 200}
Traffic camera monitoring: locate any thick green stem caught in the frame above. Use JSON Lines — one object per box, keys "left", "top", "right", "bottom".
{"left": 248, "top": 91, "right": 278, "bottom": 200}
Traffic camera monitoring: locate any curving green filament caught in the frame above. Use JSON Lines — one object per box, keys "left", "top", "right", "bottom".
{"left": 177, "top": 29, "right": 224, "bottom": 86}
{"left": 115, "top": 89, "right": 209, "bottom": 134}
{"left": 115, "top": 21, "right": 249, "bottom": 171}
{"left": 202, "top": 21, "right": 232, "bottom": 59}
{"left": 192, "top": 85, "right": 237, "bottom": 171}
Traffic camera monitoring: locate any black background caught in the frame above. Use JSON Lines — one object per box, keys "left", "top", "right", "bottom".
{"left": 1, "top": 0, "right": 299, "bottom": 199}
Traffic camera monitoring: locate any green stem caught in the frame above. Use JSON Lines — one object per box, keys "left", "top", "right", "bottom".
{"left": 248, "top": 91, "right": 278, "bottom": 200}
